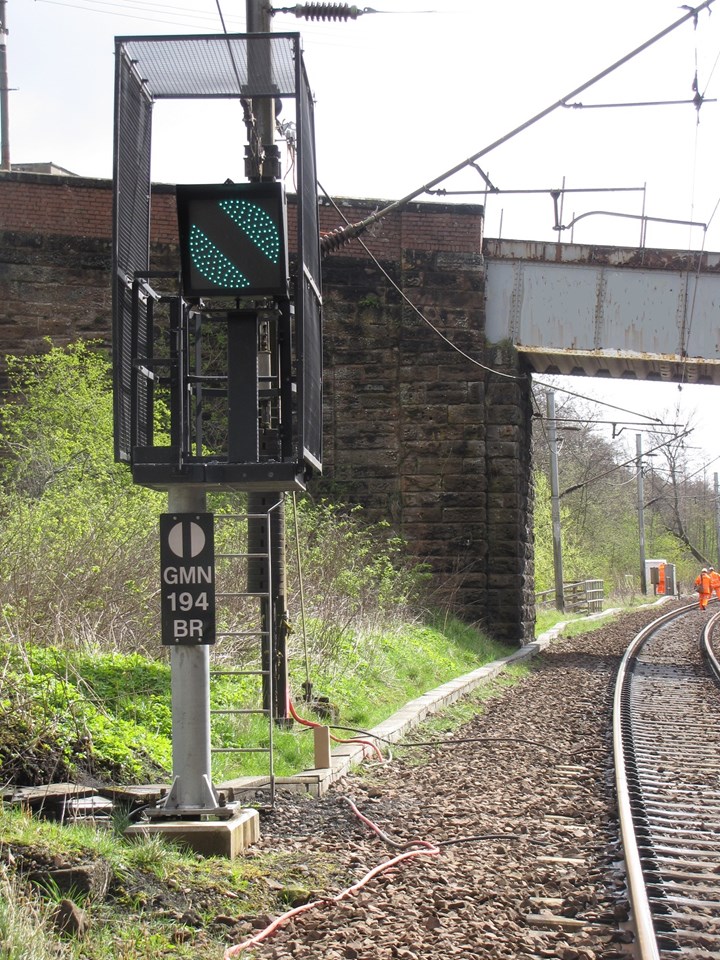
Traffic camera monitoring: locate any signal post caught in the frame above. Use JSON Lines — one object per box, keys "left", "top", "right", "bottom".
{"left": 113, "top": 23, "right": 323, "bottom": 855}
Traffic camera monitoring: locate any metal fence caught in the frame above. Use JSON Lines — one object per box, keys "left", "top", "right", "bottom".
{"left": 536, "top": 579, "right": 604, "bottom": 615}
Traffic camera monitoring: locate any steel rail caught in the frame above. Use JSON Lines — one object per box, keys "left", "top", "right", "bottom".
{"left": 612, "top": 601, "right": 696, "bottom": 960}
{"left": 701, "top": 611, "right": 720, "bottom": 682}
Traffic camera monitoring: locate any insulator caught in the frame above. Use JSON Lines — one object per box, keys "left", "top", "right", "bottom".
{"left": 319, "top": 226, "right": 352, "bottom": 254}
{"left": 286, "top": 4, "right": 362, "bottom": 21}
{"left": 320, "top": 220, "right": 369, "bottom": 254}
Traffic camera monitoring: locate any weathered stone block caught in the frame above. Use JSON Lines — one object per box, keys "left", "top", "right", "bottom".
{"left": 0, "top": 176, "right": 536, "bottom": 644}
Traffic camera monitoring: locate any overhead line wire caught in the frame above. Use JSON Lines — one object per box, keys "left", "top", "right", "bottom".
{"left": 318, "top": 182, "right": 523, "bottom": 381}
{"left": 40, "top": 0, "right": 223, "bottom": 17}
{"left": 532, "top": 379, "right": 666, "bottom": 427}
{"left": 36, "top": 0, "right": 236, "bottom": 28}
{"left": 320, "top": 1, "right": 716, "bottom": 252}
{"left": 560, "top": 429, "right": 693, "bottom": 499}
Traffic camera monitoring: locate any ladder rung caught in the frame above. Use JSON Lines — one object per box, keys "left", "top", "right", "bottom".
{"left": 210, "top": 669, "right": 269, "bottom": 677}
{"left": 211, "top": 709, "right": 269, "bottom": 716}
{"left": 215, "top": 513, "right": 275, "bottom": 521}
{"left": 208, "top": 513, "right": 275, "bottom": 787}
{"left": 216, "top": 591, "right": 269, "bottom": 599}
{"left": 216, "top": 552, "right": 269, "bottom": 559}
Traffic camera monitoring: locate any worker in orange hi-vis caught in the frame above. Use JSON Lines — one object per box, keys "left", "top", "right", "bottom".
{"left": 710, "top": 566, "right": 720, "bottom": 601}
{"left": 695, "top": 568, "right": 713, "bottom": 610}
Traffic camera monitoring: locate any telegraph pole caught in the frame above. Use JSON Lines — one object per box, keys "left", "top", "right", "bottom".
{"left": 637, "top": 434, "right": 647, "bottom": 595}
{"left": 0, "top": 0, "right": 10, "bottom": 170}
{"left": 547, "top": 392, "right": 565, "bottom": 612}
{"left": 246, "top": 0, "right": 275, "bottom": 172}
{"left": 715, "top": 472, "right": 720, "bottom": 568}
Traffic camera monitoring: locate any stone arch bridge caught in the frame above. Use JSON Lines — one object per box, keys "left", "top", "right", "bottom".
{"left": 2, "top": 170, "right": 719, "bottom": 643}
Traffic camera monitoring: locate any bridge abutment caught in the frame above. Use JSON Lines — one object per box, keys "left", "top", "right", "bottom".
{"left": 0, "top": 172, "right": 536, "bottom": 644}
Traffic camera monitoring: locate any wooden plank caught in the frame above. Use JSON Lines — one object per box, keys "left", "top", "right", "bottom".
{"left": 4, "top": 783, "right": 98, "bottom": 804}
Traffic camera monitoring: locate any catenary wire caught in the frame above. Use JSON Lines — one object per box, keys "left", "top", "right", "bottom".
{"left": 535, "top": 380, "right": 666, "bottom": 425}
{"left": 529, "top": 385, "right": 696, "bottom": 503}
{"left": 318, "top": 182, "right": 524, "bottom": 381}
{"left": 319, "top": 1, "right": 716, "bottom": 251}
{"left": 36, "top": 0, "right": 236, "bottom": 28}
{"left": 559, "top": 429, "right": 693, "bottom": 498}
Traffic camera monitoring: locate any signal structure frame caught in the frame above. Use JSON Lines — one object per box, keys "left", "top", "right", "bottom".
{"left": 112, "top": 33, "right": 322, "bottom": 491}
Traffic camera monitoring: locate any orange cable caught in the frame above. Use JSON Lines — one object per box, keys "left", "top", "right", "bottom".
{"left": 223, "top": 801, "right": 440, "bottom": 959}
{"left": 287, "top": 697, "right": 384, "bottom": 761}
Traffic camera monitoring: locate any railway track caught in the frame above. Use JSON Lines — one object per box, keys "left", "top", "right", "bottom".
{"left": 615, "top": 601, "right": 720, "bottom": 960}
{"left": 216, "top": 601, "right": 720, "bottom": 959}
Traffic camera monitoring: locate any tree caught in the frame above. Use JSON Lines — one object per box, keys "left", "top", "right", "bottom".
{"left": 642, "top": 408, "right": 714, "bottom": 566}
{"left": 531, "top": 382, "right": 709, "bottom": 596}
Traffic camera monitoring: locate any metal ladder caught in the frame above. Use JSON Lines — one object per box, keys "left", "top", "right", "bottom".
{"left": 209, "top": 502, "right": 280, "bottom": 806}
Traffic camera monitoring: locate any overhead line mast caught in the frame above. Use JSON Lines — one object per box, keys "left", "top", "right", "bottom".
{"left": 0, "top": 0, "right": 10, "bottom": 170}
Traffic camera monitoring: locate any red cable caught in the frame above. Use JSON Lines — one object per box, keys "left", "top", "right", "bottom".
{"left": 223, "top": 802, "right": 440, "bottom": 959}
{"left": 288, "top": 698, "right": 384, "bottom": 761}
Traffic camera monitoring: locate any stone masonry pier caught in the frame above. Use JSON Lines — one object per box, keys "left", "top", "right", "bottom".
{"left": 0, "top": 171, "right": 534, "bottom": 643}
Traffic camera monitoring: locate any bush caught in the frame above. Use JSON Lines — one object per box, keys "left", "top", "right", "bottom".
{"left": 0, "top": 341, "right": 444, "bottom": 785}
{"left": 0, "top": 341, "right": 166, "bottom": 651}
{"left": 286, "top": 496, "right": 431, "bottom": 669}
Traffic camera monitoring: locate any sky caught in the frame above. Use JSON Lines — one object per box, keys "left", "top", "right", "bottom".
{"left": 7, "top": 0, "right": 720, "bottom": 471}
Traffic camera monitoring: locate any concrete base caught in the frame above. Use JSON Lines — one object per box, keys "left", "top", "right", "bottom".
{"left": 125, "top": 806, "right": 259, "bottom": 859}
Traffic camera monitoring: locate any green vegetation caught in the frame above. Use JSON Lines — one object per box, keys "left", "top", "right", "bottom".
{"left": 0, "top": 866, "right": 58, "bottom": 960}
{"left": 0, "top": 341, "right": 166, "bottom": 652}
{"left": 0, "top": 614, "right": 511, "bottom": 786}
{"left": 532, "top": 383, "right": 711, "bottom": 597}
{"left": 0, "top": 802, "right": 341, "bottom": 960}
{"left": 0, "top": 342, "right": 510, "bottom": 787}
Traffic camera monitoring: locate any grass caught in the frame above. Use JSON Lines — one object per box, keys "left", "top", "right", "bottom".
{"left": 0, "top": 802, "right": 342, "bottom": 960}
{"left": 383, "top": 663, "right": 532, "bottom": 769}
{"left": 0, "top": 612, "right": 517, "bottom": 958}
{"left": 179, "top": 617, "right": 512, "bottom": 781}
{"left": 0, "top": 640, "right": 530, "bottom": 960}
{"left": 0, "top": 595, "right": 650, "bottom": 959}
{"left": 0, "top": 615, "right": 513, "bottom": 787}
{"left": 0, "top": 866, "right": 59, "bottom": 960}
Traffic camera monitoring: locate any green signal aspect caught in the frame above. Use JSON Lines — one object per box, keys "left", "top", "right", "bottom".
{"left": 188, "top": 225, "right": 250, "bottom": 289}
{"left": 219, "top": 199, "right": 280, "bottom": 263}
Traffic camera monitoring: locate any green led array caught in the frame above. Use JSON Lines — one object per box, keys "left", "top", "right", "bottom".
{"left": 189, "top": 224, "right": 250, "bottom": 289}
{"left": 219, "top": 199, "right": 280, "bottom": 263}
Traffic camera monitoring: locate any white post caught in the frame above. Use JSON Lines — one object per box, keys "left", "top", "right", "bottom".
{"left": 547, "top": 391, "right": 565, "bottom": 612}
{"left": 637, "top": 435, "right": 647, "bottom": 595}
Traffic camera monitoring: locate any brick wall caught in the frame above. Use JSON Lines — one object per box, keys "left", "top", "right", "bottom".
{"left": 0, "top": 171, "right": 534, "bottom": 643}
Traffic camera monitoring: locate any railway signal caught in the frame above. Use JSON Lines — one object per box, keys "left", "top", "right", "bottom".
{"left": 176, "top": 182, "right": 289, "bottom": 299}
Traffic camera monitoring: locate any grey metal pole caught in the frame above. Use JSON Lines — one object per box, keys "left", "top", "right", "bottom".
{"left": 164, "top": 485, "right": 218, "bottom": 812}
{"left": 637, "top": 434, "right": 647, "bottom": 595}
{"left": 547, "top": 392, "right": 565, "bottom": 612}
{"left": 0, "top": 0, "right": 10, "bottom": 170}
{"left": 246, "top": 0, "right": 278, "bottom": 178}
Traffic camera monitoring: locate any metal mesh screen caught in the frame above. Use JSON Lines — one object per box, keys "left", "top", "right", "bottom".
{"left": 112, "top": 45, "right": 153, "bottom": 461}
{"left": 112, "top": 32, "right": 322, "bottom": 480}
{"left": 119, "top": 34, "right": 298, "bottom": 98}
{"left": 297, "top": 56, "right": 323, "bottom": 469}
